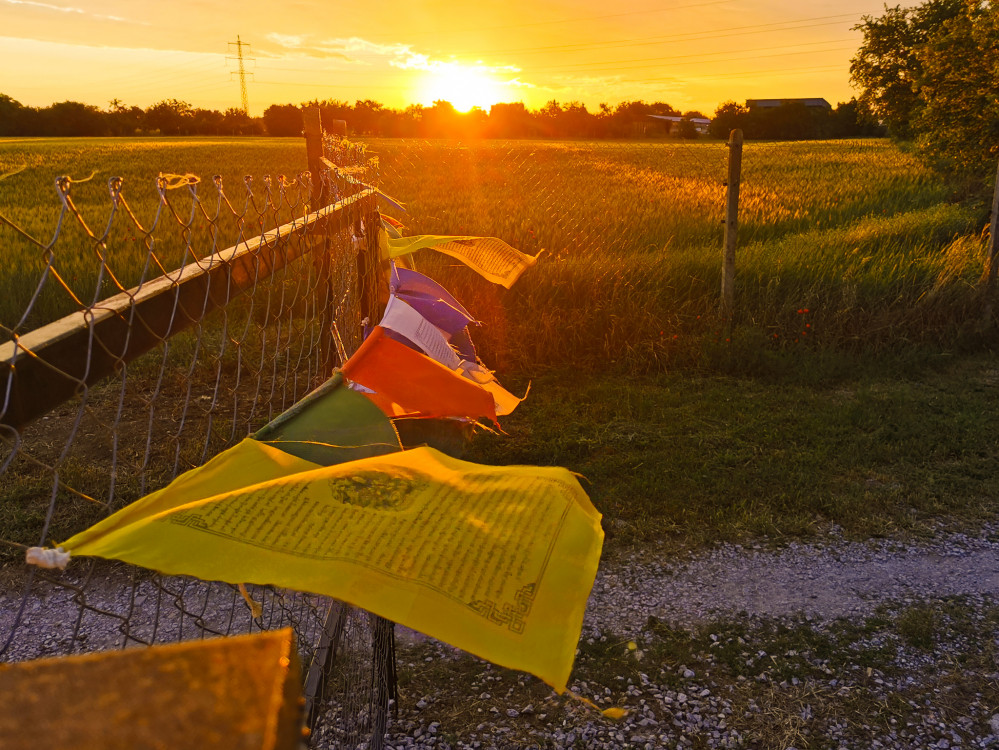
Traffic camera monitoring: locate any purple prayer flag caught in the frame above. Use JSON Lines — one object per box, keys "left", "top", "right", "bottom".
{"left": 449, "top": 327, "right": 477, "bottom": 363}
{"left": 391, "top": 265, "right": 477, "bottom": 335}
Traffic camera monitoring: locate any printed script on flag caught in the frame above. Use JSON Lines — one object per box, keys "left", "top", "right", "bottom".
{"left": 386, "top": 235, "right": 542, "bottom": 288}
{"left": 55, "top": 446, "right": 602, "bottom": 692}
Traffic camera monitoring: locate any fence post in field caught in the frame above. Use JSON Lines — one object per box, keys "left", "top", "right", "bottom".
{"left": 303, "top": 106, "right": 337, "bottom": 376}
{"left": 720, "top": 128, "right": 743, "bottom": 328}
{"left": 985, "top": 156, "right": 999, "bottom": 323}
{"left": 303, "top": 106, "right": 326, "bottom": 204}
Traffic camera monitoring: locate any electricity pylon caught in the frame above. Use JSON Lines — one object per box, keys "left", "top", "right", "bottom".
{"left": 227, "top": 36, "right": 254, "bottom": 114}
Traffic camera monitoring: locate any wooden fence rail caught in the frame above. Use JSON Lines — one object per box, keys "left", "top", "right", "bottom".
{"left": 0, "top": 188, "right": 380, "bottom": 431}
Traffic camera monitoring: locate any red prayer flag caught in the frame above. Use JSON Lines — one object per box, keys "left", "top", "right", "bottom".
{"left": 342, "top": 326, "right": 497, "bottom": 423}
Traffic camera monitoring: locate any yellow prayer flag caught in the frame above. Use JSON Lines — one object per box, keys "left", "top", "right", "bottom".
{"left": 386, "top": 234, "right": 477, "bottom": 258}
{"left": 386, "top": 235, "right": 541, "bottom": 289}
{"left": 54, "top": 447, "right": 603, "bottom": 693}
{"left": 433, "top": 237, "right": 541, "bottom": 289}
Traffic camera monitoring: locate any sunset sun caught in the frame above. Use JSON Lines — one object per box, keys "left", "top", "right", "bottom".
{"left": 420, "top": 64, "right": 505, "bottom": 112}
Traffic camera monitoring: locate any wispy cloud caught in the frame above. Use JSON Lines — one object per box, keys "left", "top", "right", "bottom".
{"left": 391, "top": 50, "right": 520, "bottom": 77}
{"left": 263, "top": 33, "right": 520, "bottom": 76}
{"left": 260, "top": 34, "right": 399, "bottom": 64}
{"left": 265, "top": 33, "right": 307, "bottom": 49}
{"left": 3, "top": 0, "right": 149, "bottom": 24}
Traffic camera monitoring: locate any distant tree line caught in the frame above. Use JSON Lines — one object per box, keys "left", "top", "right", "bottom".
{"left": 0, "top": 92, "right": 879, "bottom": 141}
{"left": 263, "top": 99, "right": 718, "bottom": 139}
{"left": 708, "top": 99, "right": 884, "bottom": 141}
{"left": 265, "top": 98, "right": 880, "bottom": 141}
{"left": 0, "top": 96, "right": 262, "bottom": 137}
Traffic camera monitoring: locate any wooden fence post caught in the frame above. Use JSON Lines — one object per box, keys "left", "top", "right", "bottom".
{"left": 987, "top": 158, "right": 999, "bottom": 283}
{"left": 303, "top": 106, "right": 326, "bottom": 206}
{"left": 720, "top": 128, "right": 743, "bottom": 328}
{"left": 303, "top": 107, "right": 337, "bottom": 377}
{"left": 981, "top": 157, "right": 999, "bottom": 325}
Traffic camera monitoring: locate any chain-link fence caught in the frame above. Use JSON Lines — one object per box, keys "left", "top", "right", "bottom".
{"left": 362, "top": 137, "right": 730, "bottom": 373}
{"left": 0, "top": 134, "right": 397, "bottom": 746}
{"left": 0, "top": 130, "right": 984, "bottom": 747}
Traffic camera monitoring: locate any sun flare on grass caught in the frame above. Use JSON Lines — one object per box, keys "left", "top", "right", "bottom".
{"left": 420, "top": 64, "right": 506, "bottom": 112}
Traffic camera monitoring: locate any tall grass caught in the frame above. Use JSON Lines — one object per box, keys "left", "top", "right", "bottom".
{"left": 369, "top": 139, "right": 985, "bottom": 373}
{"left": 0, "top": 138, "right": 309, "bottom": 330}
{"left": 1, "top": 136, "right": 989, "bottom": 373}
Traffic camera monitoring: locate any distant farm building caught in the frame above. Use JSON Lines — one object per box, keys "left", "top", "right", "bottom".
{"left": 648, "top": 115, "right": 712, "bottom": 135}
{"left": 746, "top": 98, "right": 832, "bottom": 111}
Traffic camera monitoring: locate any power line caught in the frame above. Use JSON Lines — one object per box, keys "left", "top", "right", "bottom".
{"left": 427, "top": 13, "right": 863, "bottom": 58}
{"left": 252, "top": 39, "right": 857, "bottom": 95}
{"left": 227, "top": 35, "right": 254, "bottom": 114}
{"left": 255, "top": 60, "right": 848, "bottom": 93}
{"left": 624, "top": 63, "right": 847, "bottom": 84}
{"left": 524, "top": 38, "right": 858, "bottom": 73}
{"left": 259, "top": 37, "right": 856, "bottom": 78}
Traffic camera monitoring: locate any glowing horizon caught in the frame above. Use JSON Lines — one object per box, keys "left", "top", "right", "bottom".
{"left": 1, "top": 1, "right": 893, "bottom": 118}
{"left": 416, "top": 63, "right": 513, "bottom": 112}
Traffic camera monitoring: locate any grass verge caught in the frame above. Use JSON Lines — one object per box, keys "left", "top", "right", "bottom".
{"left": 466, "top": 350, "right": 999, "bottom": 552}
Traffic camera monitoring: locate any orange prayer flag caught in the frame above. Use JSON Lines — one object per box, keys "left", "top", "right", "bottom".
{"left": 342, "top": 326, "right": 497, "bottom": 423}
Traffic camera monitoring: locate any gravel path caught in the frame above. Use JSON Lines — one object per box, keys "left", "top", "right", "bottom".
{"left": 5, "top": 527, "right": 999, "bottom": 748}
{"left": 586, "top": 527, "right": 999, "bottom": 634}
{"left": 376, "top": 527, "right": 999, "bottom": 750}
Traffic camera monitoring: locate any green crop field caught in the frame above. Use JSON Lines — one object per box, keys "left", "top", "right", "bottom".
{"left": 3, "top": 136, "right": 998, "bottom": 750}
{"left": 2, "top": 135, "right": 996, "bottom": 551}
{"left": 0, "top": 136, "right": 987, "bottom": 371}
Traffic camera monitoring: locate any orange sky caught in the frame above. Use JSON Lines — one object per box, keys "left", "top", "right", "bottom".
{"left": 1, "top": 0, "right": 892, "bottom": 116}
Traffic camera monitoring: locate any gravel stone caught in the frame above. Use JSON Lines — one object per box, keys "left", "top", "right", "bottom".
{"left": 371, "top": 526, "right": 999, "bottom": 749}
{"left": 6, "top": 526, "right": 999, "bottom": 749}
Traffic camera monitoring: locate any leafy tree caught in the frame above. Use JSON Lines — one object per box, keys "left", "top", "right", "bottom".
{"left": 651, "top": 102, "right": 680, "bottom": 117}
{"left": 262, "top": 104, "right": 301, "bottom": 137}
{"left": 536, "top": 100, "right": 564, "bottom": 137}
{"left": 145, "top": 99, "right": 194, "bottom": 135}
{"left": 610, "top": 100, "right": 659, "bottom": 137}
{"left": 852, "top": 0, "right": 998, "bottom": 181}
{"left": 914, "top": 3, "right": 999, "bottom": 176}
{"left": 560, "top": 102, "right": 596, "bottom": 138}
{"left": 192, "top": 107, "right": 224, "bottom": 135}
{"left": 364, "top": 103, "right": 420, "bottom": 138}
{"left": 460, "top": 107, "right": 489, "bottom": 139}
{"left": 351, "top": 99, "right": 385, "bottom": 135}
{"left": 422, "top": 100, "right": 461, "bottom": 137}
{"left": 676, "top": 118, "right": 699, "bottom": 140}
{"left": 221, "top": 107, "right": 254, "bottom": 136}
{"left": 486, "top": 102, "right": 534, "bottom": 138}
{"left": 36, "top": 101, "right": 106, "bottom": 136}
{"left": 829, "top": 98, "right": 885, "bottom": 137}
{"left": 850, "top": 0, "right": 964, "bottom": 137}
{"left": 0, "top": 94, "right": 28, "bottom": 136}
{"left": 302, "top": 99, "right": 352, "bottom": 134}
{"left": 710, "top": 101, "right": 749, "bottom": 139}
{"left": 107, "top": 99, "right": 144, "bottom": 136}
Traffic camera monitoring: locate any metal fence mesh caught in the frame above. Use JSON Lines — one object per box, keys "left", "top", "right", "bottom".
{"left": 0, "top": 141, "right": 387, "bottom": 745}
{"left": 0, "top": 133, "right": 959, "bottom": 747}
